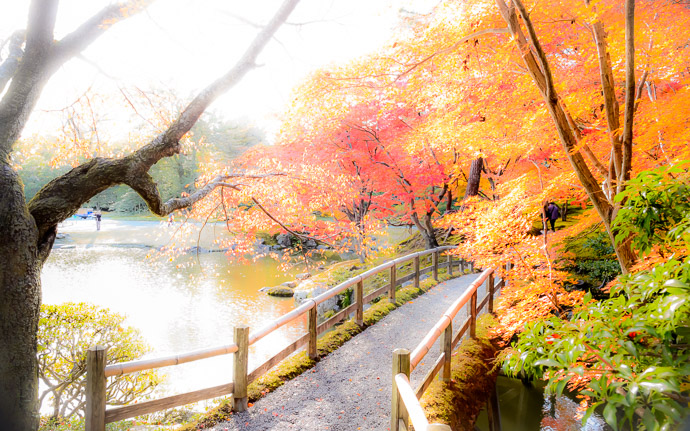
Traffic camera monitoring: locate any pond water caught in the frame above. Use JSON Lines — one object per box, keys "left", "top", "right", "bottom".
{"left": 44, "top": 217, "right": 319, "bottom": 400}
{"left": 476, "top": 376, "right": 612, "bottom": 431}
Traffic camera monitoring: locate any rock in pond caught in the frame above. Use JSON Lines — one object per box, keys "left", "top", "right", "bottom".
{"left": 295, "top": 272, "right": 312, "bottom": 280}
{"left": 266, "top": 287, "right": 294, "bottom": 297}
{"left": 281, "top": 281, "right": 298, "bottom": 288}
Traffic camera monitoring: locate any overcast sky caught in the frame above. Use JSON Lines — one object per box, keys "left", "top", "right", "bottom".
{"left": 1, "top": 0, "right": 438, "bottom": 139}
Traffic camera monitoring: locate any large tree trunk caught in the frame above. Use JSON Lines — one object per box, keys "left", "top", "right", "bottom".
{"left": 0, "top": 162, "right": 48, "bottom": 430}
{"left": 464, "top": 157, "right": 483, "bottom": 198}
{"left": 411, "top": 212, "right": 439, "bottom": 249}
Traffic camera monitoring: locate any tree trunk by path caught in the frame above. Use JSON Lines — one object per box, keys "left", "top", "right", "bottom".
{"left": 494, "top": 0, "right": 637, "bottom": 273}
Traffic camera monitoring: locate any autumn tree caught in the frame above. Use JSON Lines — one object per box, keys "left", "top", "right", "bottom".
{"left": 309, "top": 0, "right": 690, "bottom": 270}
{"left": 0, "top": 0, "right": 299, "bottom": 428}
{"left": 277, "top": 79, "right": 467, "bottom": 249}
{"left": 484, "top": 0, "right": 690, "bottom": 272}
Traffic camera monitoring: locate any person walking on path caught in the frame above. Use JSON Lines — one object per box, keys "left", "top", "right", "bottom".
{"left": 547, "top": 201, "right": 560, "bottom": 232}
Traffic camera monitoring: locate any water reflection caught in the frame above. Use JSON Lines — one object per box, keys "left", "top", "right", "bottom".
{"left": 43, "top": 219, "right": 307, "bottom": 396}
{"left": 476, "top": 376, "right": 611, "bottom": 431}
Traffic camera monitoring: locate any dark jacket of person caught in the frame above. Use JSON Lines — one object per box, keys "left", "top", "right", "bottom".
{"left": 547, "top": 203, "right": 560, "bottom": 221}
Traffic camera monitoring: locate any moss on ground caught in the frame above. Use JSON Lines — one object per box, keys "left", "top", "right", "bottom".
{"left": 528, "top": 202, "right": 586, "bottom": 235}
{"left": 420, "top": 314, "right": 500, "bottom": 431}
{"left": 180, "top": 270, "right": 456, "bottom": 431}
{"left": 396, "top": 230, "right": 463, "bottom": 254}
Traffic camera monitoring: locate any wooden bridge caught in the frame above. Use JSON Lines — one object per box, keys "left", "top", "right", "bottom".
{"left": 83, "top": 247, "right": 507, "bottom": 430}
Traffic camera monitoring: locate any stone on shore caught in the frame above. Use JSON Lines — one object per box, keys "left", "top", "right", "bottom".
{"left": 276, "top": 233, "right": 293, "bottom": 248}
{"left": 294, "top": 280, "right": 338, "bottom": 316}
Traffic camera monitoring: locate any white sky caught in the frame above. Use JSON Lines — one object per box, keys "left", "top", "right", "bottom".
{"left": 1, "top": 0, "right": 439, "bottom": 140}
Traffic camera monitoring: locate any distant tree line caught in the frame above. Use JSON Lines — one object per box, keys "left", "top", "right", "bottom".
{"left": 15, "top": 115, "right": 265, "bottom": 213}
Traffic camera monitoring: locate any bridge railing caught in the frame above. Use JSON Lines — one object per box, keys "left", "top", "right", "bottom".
{"left": 390, "top": 263, "right": 510, "bottom": 431}
{"left": 84, "top": 245, "right": 465, "bottom": 431}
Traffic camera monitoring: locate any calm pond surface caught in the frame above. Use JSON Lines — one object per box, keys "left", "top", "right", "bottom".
{"left": 44, "top": 218, "right": 316, "bottom": 399}
{"left": 475, "top": 377, "right": 612, "bottom": 431}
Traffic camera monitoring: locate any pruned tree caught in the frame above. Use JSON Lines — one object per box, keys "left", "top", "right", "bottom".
{"left": 0, "top": 0, "right": 300, "bottom": 428}
{"left": 37, "top": 303, "right": 162, "bottom": 420}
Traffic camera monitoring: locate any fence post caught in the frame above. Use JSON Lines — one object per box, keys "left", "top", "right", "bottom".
{"left": 355, "top": 279, "right": 364, "bottom": 327}
{"left": 447, "top": 254, "right": 453, "bottom": 276}
{"left": 470, "top": 291, "right": 477, "bottom": 339}
{"left": 488, "top": 271, "right": 495, "bottom": 313}
{"left": 308, "top": 305, "right": 318, "bottom": 360}
{"left": 440, "top": 322, "right": 452, "bottom": 382}
{"left": 469, "top": 260, "right": 475, "bottom": 273}
{"left": 232, "top": 326, "right": 249, "bottom": 412}
{"left": 432, "top": 251, "right": 439, "bottom": 281}
{"left": 389, "top": 264, "right": 397, "bottom": 303}
{"left": 391, "top": 348, "right": 410, "bottom": 431}
{"left": 85, "top": 345, "right": 107, "bottom": 431}
{"left": 414, "top": 255, "right": 420, "bottom": 288}
{"left": 460, "top": 259, "right": 466, "bottom": 273}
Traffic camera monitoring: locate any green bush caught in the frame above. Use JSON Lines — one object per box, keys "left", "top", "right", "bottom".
{"left": 38, "top": 303, "right": 163, "bottom": 421}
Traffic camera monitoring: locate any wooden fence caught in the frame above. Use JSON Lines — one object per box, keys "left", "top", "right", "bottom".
{"left": 84, "top": 246, "right": 467, "bottom": 431}
{"left": 390, "top": 263, "right": 510, "bottom": 431}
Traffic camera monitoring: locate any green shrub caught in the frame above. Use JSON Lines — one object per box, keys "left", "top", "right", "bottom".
{"left": 38, "top": 303, "right": 163, "bottom": 421}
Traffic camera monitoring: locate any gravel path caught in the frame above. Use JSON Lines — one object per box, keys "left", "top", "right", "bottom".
{"left": 211, "top": 273, "right": 487, "bottom": 431}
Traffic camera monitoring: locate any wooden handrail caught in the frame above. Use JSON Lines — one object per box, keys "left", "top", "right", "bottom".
{"left": 410, "top": 316, "right": 452, "bottom": 369}
{"left": 391, "top": 263, "right": 510, "bottom": 431}
{"left": 248, "top": 299, "right": 315, "bottom": 345}
{"left": 410, "top": 268, "right": 493, "bottom": 368}
{"left": 86, "top": 246, "right": 461, "bottom": 429}
{"left": 105, "top": 343, "right": 239, "bottom": 377}
{"left": 395, "top": 373, "right": 430, "bottom": 429}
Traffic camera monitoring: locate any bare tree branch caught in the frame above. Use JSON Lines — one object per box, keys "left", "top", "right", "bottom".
{"left": 251, "top": 197, "right": 335, "bottom": 248}
{"left": 28, "top": 0, "right": 301, "bottom": 241}
{"left": 513, "top": 0, "right": 556, "bottom": 103}
{"left": 0, "top": 31, "right": 25, "bottom": 95}
{"left": 134, "top": 173, "right": 286, "bottom": 215}
{"left": 0, "top": 1, "right": 58, "bottom": 157}
{"left": 0, "top": 1, "right": 144, "bottom": 158}
{"left": 590, "top": 19, "right": 622, "bottom": 180}
{"left": 619, "top": 0, "right": 636, "bottom": 192}
{"left": 53, "top": 1, "right": 152, "bottom": 65}
{"left": 132, "top": 0, "right": 301, "bottom": 171}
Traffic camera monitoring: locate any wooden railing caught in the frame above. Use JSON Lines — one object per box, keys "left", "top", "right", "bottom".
{"left": 84, "top": 246, "right": 466, "bottom": 431}
{"left": 390, "top": 263, "right": 510, "bottom": 431}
